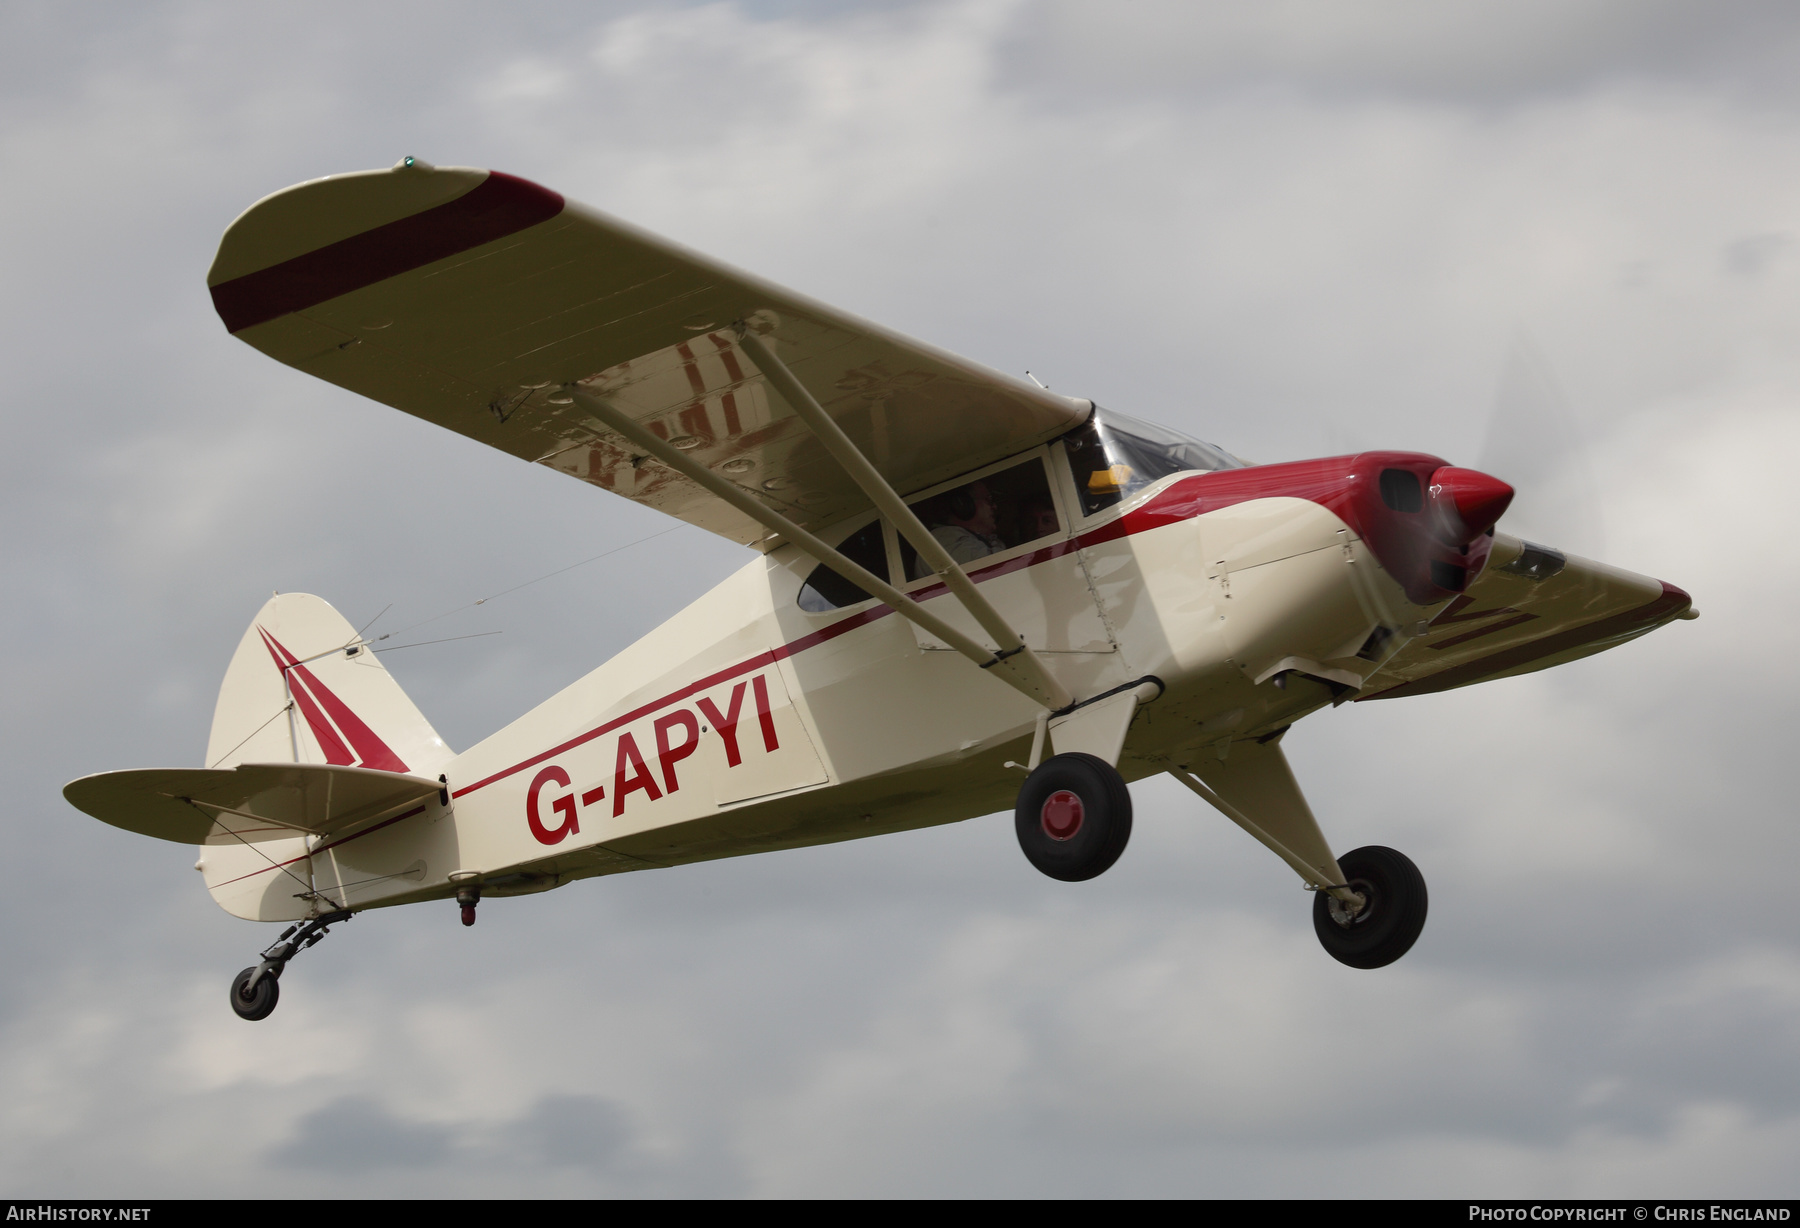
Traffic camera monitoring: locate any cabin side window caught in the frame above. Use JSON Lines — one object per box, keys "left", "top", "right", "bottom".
{"left": 797, "top": 518, "right": 889, "bottom": 612}
{"left": 1064, "top": 418, "right": 1122, "bottom": 516}
{"left": 899, "top": 457, "right": 1060, "bottom": 582}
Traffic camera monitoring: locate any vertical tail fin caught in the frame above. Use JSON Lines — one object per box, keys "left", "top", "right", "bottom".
{"left": 201, "top": 593, "right": 451, "bottom": 921}
{"left": 207, "top": 592, "right": 452, "bottom": 773}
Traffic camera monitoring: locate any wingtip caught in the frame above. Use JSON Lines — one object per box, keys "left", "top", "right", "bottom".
{"left": 1661, "top": 580, "right": 1696, "bottom": 619}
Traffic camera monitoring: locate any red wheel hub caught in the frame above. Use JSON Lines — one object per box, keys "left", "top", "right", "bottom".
{"left": 1041, "top": 790, "right": 1085, "bottom": 841}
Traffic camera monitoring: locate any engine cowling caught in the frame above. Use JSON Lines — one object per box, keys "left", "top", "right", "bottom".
{"left": 1108, "top": 451, "right": 1515, "bottom": 606}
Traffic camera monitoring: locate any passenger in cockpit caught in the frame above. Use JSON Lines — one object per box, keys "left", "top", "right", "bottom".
{"left": 1021, "top": 495, "right": 1060, "bottom": 541}
{"left": 915, "top": 481, "right": 1005, "bottom": 578}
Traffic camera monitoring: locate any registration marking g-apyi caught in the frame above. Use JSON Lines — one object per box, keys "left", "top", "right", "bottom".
{"left": 519, "top": 671, "right": 794, "bottom": 845}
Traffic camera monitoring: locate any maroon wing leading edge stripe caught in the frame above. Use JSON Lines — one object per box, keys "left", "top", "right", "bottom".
{"left": 209, "top": 171, "right": 565, "bottom": 333}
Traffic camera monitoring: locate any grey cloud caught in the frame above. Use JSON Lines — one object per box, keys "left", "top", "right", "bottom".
{"left": 281, "top": 1095, "right": 455, "bottom": 1171}
{"left": 274, "top": 1093, "right": 637, "bottom": 1177}
{"left": 1608, "top": 959, "right": 1800, "bottom": 1118}
{"left": 509, "top": 1095, "right": 633, "bottom": 1168}
{"left": 1001, "top": 0, "right": 1800, "bottom": 108}
{"left": 1722, "top": 233, "right": 1790, "bottom": 277}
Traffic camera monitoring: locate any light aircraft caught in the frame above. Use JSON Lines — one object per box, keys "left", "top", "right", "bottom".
{"left": 64, "top": 160, "right": 1696, "bottom": 1020}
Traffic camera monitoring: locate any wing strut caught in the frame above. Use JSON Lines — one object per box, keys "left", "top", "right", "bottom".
{"left": 563, "top": 386, "right": 1069, "bottom": 710}
{"left": 735, "top": 330, "right": 1074, "bottom": 712}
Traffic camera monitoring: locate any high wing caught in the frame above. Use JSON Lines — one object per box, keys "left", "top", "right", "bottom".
{"left": 63, "top": 763, "right": 444, "bottom": 845}
{"left": 207, "top": 162, "right": 1091, "bottom": 546}
{"left": 1358, "top": 534, "right": 1693, "bottom": 701}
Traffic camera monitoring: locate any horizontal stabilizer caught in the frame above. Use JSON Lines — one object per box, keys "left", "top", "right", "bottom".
{"left": 63, "top": 762, "right": 442, "bottom": 845}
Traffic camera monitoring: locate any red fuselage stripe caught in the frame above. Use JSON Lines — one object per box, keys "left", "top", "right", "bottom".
{"left": 446, "top": 467, "right": 1686, "bottom": 801}
{"left": 215, "top": 469, "right": 1684, "bottom": 893}
{"left": 447, "top": 478, "right": 1212, "bottom": 800}
{"left": 432, "top": 459, "right": 1656, "bottom": 792}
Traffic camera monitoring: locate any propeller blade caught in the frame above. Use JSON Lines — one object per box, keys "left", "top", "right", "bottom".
{"left": 1476, "top": 332, "right": 1605, "bottom": 554}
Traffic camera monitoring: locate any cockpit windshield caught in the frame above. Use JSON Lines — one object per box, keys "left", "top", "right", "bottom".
{"left": 1064, "top": 408, "right": 1245, "bottom": 516}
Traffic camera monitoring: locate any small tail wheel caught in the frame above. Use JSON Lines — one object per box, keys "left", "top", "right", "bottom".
{"left": 1313, "top": 845, "right": 1428, "bottom": 969}
{"left": 1014, "top": 752, "right": 1133, "bottom": 882}
{"left": 230, "top": 967, "right": 280, "bottom": 1021}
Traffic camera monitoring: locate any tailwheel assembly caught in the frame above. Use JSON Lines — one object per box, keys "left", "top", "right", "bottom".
{"left": 229, "top": 908, "right": 351, "bottom": 1021}
{"left": 1312, "top": 845, "right": 1427, "bottom": 969}
{"left": 1014, "top": 752, "right": 1133, "bottom": 882}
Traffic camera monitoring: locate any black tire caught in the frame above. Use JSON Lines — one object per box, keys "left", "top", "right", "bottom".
{"left": 1014, "top": 752, "right": 1132, "bottom": 882}
{"left": 1312, "top": 845, "right": 1427, "bottom": 969}
{"left": 230, "top": 966, "right": 280, "bottom": 1021}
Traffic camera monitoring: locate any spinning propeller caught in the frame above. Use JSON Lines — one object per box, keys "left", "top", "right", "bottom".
{"left": 1475, "top": 332, "right": 1606, "bottom": 556}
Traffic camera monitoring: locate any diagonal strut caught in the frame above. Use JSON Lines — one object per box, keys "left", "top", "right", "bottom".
{"left": 735, "top": 329, "right": 1074, "bottom": 712}
{"left": 561, "top": 384, "right": 1067, "bottom": 710}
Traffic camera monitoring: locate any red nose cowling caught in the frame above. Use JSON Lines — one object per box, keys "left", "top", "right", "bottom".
{"left": 1428, "top": 467, "right": 1514, "bottom": 542}
{"left": 1127, "top": 451, "right": 1514, "bottom": 605}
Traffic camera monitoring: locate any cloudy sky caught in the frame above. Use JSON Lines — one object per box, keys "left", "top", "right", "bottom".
{"left": 3, "top": 0, "right": 1798, "bottom": 1198}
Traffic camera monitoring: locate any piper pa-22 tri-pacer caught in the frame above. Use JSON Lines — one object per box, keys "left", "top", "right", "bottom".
{"left": 64, "top": 160, "right": 1697, "bottom": 1019}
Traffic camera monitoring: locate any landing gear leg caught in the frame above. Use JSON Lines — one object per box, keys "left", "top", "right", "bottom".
{"left": 1166, "top": 744, "right": 1429, "bottom": 969}
{"left": 229, "top": 909, "right": 351, "bottom": 1021}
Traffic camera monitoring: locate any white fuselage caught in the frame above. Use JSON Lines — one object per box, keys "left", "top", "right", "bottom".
{"left": 215, "top": 442, "right": 1417, "bottom": 921}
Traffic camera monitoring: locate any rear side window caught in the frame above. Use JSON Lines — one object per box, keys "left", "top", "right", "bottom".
{"left": 797, "top": 519, "right": 888, "bottom": 612}
{"left": 899, "top": 457, "right": 1060, "bottom": 582}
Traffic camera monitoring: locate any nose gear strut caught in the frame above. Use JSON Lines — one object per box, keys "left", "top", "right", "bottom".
{"left": 228, "top": 909, "right": 351, "bottom": 1021}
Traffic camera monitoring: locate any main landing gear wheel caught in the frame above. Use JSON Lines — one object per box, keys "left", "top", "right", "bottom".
{"left": 1015, "top": 752, "right": 1133, "bottom": 882}
{"left": 1313, "top": 845, "right": 1428, "bottom": 969}
{"left": 230, "top": 966, "right": 279, "bottom": 1021}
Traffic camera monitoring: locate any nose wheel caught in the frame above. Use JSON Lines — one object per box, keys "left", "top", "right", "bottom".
{"left": 1014, "top": 753, "right": 1133, "bottom": 881}
{"left": 229, "top": 909, "right": 351, "bottom": 1021}
{"left": 1312, "top": 845, "right": 1427, "bottom": 968}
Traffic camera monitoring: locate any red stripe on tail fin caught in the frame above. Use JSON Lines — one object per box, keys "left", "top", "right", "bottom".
{"left": 290, "top": 657, "right": 408, "bottom": 772}
{"left": 287, "top": 672, "right": 358, "bottom": 766}
{"left": 258, "top": 628, "right": 409, "bottom": 772}
{"left": 259, "top": 629, "right": 354, "bottom": 765}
